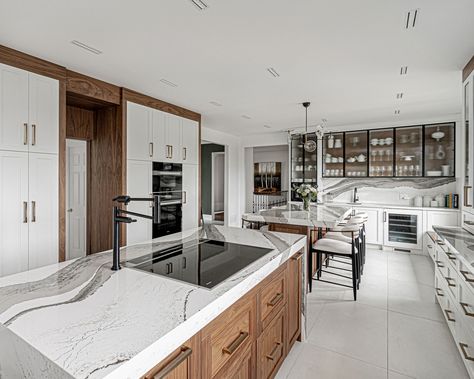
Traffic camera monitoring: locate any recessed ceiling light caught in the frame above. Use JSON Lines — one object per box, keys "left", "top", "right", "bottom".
{"left": 405, "top": 9, "right": 419, "bottom": 29}
{"left": 394, "top": 109, "right": 401, "bottom": 115}
{"left": 209, "top": 101, "right": 223, "bottom": 107}
{"left": 190, "top": 0, "right": 208, "bottom": 11}
{"left": 400, "top": 66, "right": 408, "bottom": 75}
{"left": 160, "top": 78, "right": 178, "bottom": 87}
{"left": 242, "top": 115, "right": 252, "bottom": 120}
{"left": 396, "top": 92, "right": 404, "bottom": 99}
{"left": 71, "top": 40, "right": 102, "bottom": 55}
{"left": 263, "top": 125, "right": 272, "bottom": 129}
{"left": 266, "top": 67, "right": 280, "bottom": 78}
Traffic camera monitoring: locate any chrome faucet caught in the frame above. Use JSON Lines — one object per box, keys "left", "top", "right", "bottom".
{"left": 353, "top": 187, "right": 359, "bottom": 203}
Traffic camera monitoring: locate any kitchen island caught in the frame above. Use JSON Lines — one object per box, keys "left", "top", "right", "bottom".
{"left": 0, "top": 225, "right": 306, "bottom": 379}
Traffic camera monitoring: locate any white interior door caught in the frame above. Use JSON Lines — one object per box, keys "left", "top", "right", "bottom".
{"left": 28, "top": 72, "right": 59, "bottom": 154}
{"left": 0, "top": 63, "right": 29, "bottom": 152}
{"left": 182, "top": 164, "right": 199, "bottom": 230}
{"left": 66, "top": 140, "right": 87, "bottom": 260}
{"left": 28, "top": 153, "right": 58, "bottom": 270}
{"left": 212, "top": 152, "right": 225, "bottom": 218}
{"left": 0, "top": 151, "right": 29, "bottom": 277}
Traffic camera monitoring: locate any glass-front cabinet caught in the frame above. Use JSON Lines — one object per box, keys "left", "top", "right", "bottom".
{"left": 369, "top": 128, "right": 394, "bottom": 177}
{"left": 423, "top": 123, "right": 455, "bottom": 177}
{"left": 345, "top": 131, "right": 368, "bottom": 177}
{"left": 322, "top": 132, "right": 344, "bottom": 177}
{"left": 394, "top": 126, "right": 423, "bottom": 177}
{"left": 290, "top": 133, "right": 317, "bottom": 201}
{"left": 463, "top": 76, "right": 474, "bottom": 212}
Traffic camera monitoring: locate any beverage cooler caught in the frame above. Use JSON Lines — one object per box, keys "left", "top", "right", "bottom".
{"left": 383, "top": 209, "right": 423, "bottom": 250}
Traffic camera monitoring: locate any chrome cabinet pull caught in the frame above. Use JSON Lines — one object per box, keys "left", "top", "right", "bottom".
{"left": 170, "top": 145, "right": 173, "bottom": 159}
{"left": 445, "top": 251, "right": 456, "bottom": 261}
{"left": 183, "top": 147, "right": 187, "bottom": 160}
{"left": 465, "top": 186, "right": 473, "bottom": 207}
{"left": 149, "top": 142, "right": 153, "bottom": 157}
{"left": 182, "top": 257, "right": 187, "bottom": 269}
{"left": 144, "top": 347, "right": 192, "bottom": 379}
{"left": 383, "top": 211, "right": 387, "bottom": 222}
{"left": 461, "top": 270, "right": 474, "bottom": 283}
{"left": 435, "top": 288, "right": 444, "bottom": 297}
{"left": 166, "top": 145, "right": 171, "bottom": 159}
{"left": 445, "top": 277, "right": 456, "bottom": 287}
{"left": 31, "top": 201, "right": 36, "bottom": 222}
{"left": 444, "top": 309, "right": 455, "bottom": 322}
{"left": 222, "top": 331, "right": 249, "bottom": 355}
{"left": 460, "top": 302, "right": 474, "bottom": 317}
{"left": 23, "top": 123, "right": 28, "bottom": 145}
{"left": 266, "top": 342, "right": 282, "bottom": 361}
{"left": 31, "top": 124, "right": 36, "bottom": 146}
{"left": 22, "top": 201, "right": 28, "bottom": 223}
{"left": 460, "top": 343, "right": 474, "bottom": 362}
{"left": 183, "top": 191, "right": 187, "bottom": 204}
{"left": 435, "top": 260, "right": 444, "bottom": 268}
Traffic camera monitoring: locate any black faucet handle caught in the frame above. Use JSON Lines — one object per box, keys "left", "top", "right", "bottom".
{"left": 115, "top": 216, "right": 136, "bottom": 224}
{"left": 113, "top": 195, "right": 131, "bottom": 204}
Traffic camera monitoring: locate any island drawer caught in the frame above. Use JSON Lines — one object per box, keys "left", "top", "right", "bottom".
{"left": 201, "top": 294, "right": 256, "bottom": 378}
{"left": 258, "top": 265, "right": 287, "bottom": 331}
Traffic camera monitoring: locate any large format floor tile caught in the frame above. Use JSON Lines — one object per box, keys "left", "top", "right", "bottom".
{"left": 387, "top": 253, "right": 434, "bottom": 286}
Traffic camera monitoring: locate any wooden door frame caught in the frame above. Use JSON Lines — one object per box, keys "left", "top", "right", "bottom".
{"left": 211, "top": 151, "right": 225, "bottom": 221}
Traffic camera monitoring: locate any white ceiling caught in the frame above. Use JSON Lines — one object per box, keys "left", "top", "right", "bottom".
{"left": 1, "top": 0, "right": 473, "bottom": 136}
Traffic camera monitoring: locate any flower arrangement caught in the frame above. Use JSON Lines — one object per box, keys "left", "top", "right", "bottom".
{"left": 296, "top": 184, "right": 318, "bottom": 210}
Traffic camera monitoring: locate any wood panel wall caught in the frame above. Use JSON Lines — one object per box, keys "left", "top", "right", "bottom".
{"left": 66, "top": 105, "right": 95, "bottom": 140}
{"left": 463, "top": 55, "right": 474, "bottom": 82}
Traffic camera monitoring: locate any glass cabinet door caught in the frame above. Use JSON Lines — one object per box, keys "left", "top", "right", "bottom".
{"left": 395, "top": 126, "right": 423, "bottom": 177}
{"left": 424, "top": 123, "right": 455, "bottom": 177}
{"left": 369, "top": 128, "right": 394, "bottom": 177}
{"left": 322, "top": 132, "right": 344, "bottom": 177}
{"left": 345, "top": 131, "right": 368, "bottom": 177}
{"left": 290, "top": 133, "right": 317, "bottom": 201}
{"left": 304, "top": 133, "right": 318, "bottom": 186}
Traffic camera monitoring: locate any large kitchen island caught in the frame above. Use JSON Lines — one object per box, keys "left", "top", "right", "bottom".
{"left": 0, "top": 225, "right": 306, "bottom": 379}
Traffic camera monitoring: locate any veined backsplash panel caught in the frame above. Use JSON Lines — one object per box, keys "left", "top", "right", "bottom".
{"left": 321, "top": 177, "right": 458, "bottom": 206}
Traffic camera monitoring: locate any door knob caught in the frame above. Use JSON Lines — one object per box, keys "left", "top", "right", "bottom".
{"left": 67, "top": 208, "right": 73, "bottom": 213}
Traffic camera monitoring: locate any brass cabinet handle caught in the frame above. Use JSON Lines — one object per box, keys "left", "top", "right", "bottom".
{"left": 383, "top": 211, "right": 387, "bottom": 222}
{"left": 435, "top": 288, "right": 444, "bottom": 297}
{"left": 31, "top": 124, "right": 36, "bottom": 146}
{"left": 22, "top": 201, "right": 28, "bottom": 223}
{"left": 460, "top": 270, "right": 474, "bottom": 283}
{"left": 460, "top": 302, "right": 474, "bottom": 318}
{"left": 170, "top": 145, "right": 173, "bottom": 159}
{"left": 266, "top": 342, "right": 282, "bottom": 361}
{"left": 31, "top": 201, "right": 36, "bottom": 222}
{"left": 182, "top": 257, "right": 187, "bottom": 269}
{"left": 465, "top": 186, "right": 473, "bottom": 207}
{"left": 444, "top": 309, "right": 455, "bottom": 322}
{"left": 445, "top": 277, "right": 456, "bottom": 287}
{"left": 427, "top": 244, "right": 433, "bottom": 249}
{"left": 23, "top": 123, "right": 28, "bottom": 145}
{"left": 166, "top": 145, "right": 172, "bottom": 159}
{"left": 144, "top": 346, "right": 192, "bottom": 379}
{"left": 149, "top": 142, "right": 153, "bottom": 157}
{"left": 445, "top": 252, "right": 456, "bottom": 261}
{"left": 460, "top": 343, "right": 474, "bottom": 362}
{"left": 222, "top": 331, "right": 249, "bottom": 355}
{"left": 183, "top": 147, "right": 187, "bottom": 160}
{"left": 183, "top": 191, "right": 187, "bottom": 204}
{"left": 435, "top": 260, "right": 444, "bottom": 268}
{"left": 267, "top": 292, "right": 283, "bottom": 307}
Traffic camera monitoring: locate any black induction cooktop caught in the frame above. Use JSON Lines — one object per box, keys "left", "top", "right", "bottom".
{"left": 124, "top": 239, "right": 273, "bottom": 289}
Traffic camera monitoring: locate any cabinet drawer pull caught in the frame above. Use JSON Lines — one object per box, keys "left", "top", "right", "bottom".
{"left": 31, "top": 124, "right": 36, "bottom": 146}
{"left": 23, "top": 123, "right": 28, "bottom": 145}
{"left": 435, "top": 260, "right": 444, "bottom": 268}
{"left": 435, "top": 288, "right": 444, "bottom": 297}
{"left": 445, "top": 251, "right": 456, "bottom": 260}
{"left": 183, "top": 147, "right": 187, "bottom": 160}
{"left": 444, "top": 309, "right": 455, "bottom": 322}
{"left": 267, "top": 292, "right": 283, "bottom": 307}
{"left": 144, "top": 346, "right": 192, "bottom": 379}
{"left": 460, "top": 343, "right": 474, "bottom": 362}
{"left": 31, "top": 201, "right": 36, "bottom": 222}
{"left": 465, "top": 186, "right": 473, "bottom": 207}
{"left": 427, "top": 245, "right": 433, "bottom": 249}
{"left": 183, "top": 191, "right": 187, "bottom": 204}
{"left": 222, "top": 331, "right": 249, "bottom": 355}
{"left": 22, "top": 201, "right": 28, "bottom": 223}
{"left": 266, "top": 342, "right": 282, "bottom": 361}
{"left": 445, "top": 277, "right": 456, "bottom": 287}
{"left": 461, "top": 270, "right": 474, "bottom": 283}
{"left": 170, "top": 145, "right": 173, "bottom": 159}
{"left": 460, "top": 302, "right": 474, "bottom": 317}
{"left": 149, "top": 142, "right": 153, "bottom": 157}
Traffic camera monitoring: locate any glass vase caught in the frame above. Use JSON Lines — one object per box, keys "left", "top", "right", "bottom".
{"left": 303, "top": 197, "right": 310, "bottom": 211}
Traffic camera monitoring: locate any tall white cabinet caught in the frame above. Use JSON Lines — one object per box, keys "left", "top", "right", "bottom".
{"left": 0, "top": 63, "right": 59, "bottom": 277}
{"left": 126, "top": 101, "right": 200, "bottom": 243}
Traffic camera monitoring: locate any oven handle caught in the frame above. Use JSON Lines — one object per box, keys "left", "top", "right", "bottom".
{"left": 153, "top": 171, "right": 182, "bottom": 176}
{"left": 160, "top": 200, "right": 183, "bottom": 206}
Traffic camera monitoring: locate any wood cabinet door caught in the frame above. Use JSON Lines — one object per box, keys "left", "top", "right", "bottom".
{"left": 181, "top": 118, "right": 199, "bottom": 165}
{"left": 165, "top": 113, "right": 182, "bottom": 163}
{"left": 127, "top": 101, "right": 153, "bottom": 161}
{"left": 0, "top": 151, "right": 29, "bottom": 277}
{"left": 28, "top": 153, "right": 58, "bottom": 270}
{"left": 182, "top": 164, "right": 199, "bottom": 230}
{"left": 287, "top": 251, "right": 303, "bottom": 350}
{"left": 0, "top": 63, "right": 29, "bottom": 152}
{"left": 28, "top": 73, "right": 59, "bottom": 154}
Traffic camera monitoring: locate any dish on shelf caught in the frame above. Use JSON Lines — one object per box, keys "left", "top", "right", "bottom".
{"left": 356, "top": 154, "right": 366, "bottom": 162}
{"left": 385, "top": 137, "right": 393, "bottom": 145}
{"left": 400, "top": 155, "right": 415, "bottom": 161}
{"left": 338, "top": 157, "right": 344, "bottom": 163}
{"left": 370, "top": 138, "right": 378, "bottom": 146}
{"left": 426, "top": 170, "right": 442, "bottom": 176}
{"left": 331, "top": 157, "right": 338, "bottom": 163}
{"left": 431, "top": 130, "right": 445, "bottom": 141}
{"left": 334, "top": 139, "right": 342, "bottom": 148}
{"left": 347, "top": 157, "right": 356, "bottom": 163}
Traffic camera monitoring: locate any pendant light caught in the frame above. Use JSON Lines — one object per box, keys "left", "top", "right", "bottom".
{"left": 302, "top": 102, "right": 316, "bottom": 152}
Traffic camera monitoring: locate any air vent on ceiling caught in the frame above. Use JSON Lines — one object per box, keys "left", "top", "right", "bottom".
{"left": 266, "top": 67, "right": 280, "bottom": 78}
{"left": 209, "top": 101, "right": 223, "bottom": 107}
{"left": 396, "top": 92, "right": 404, "bottom": 99}
{"left": 394, "top": 109, "right": 401, "bottom": 115}
{"left": 160, "top": 78, "right": 178, "bottom": 87}
{"left": 400, "top": 66, "right": 408, "bottom": 75}
{"left": 71, "top": 40, "right": 102, "bottom": 55}
{"left": 263, "top": 125, "right": 272, "bottom": 129}
{"left": 190, "top": 0, "right": 208, "bottom": 11}
{"left": 405, "top": 9, "right": 419, "bottom": 29}
{"left": 242, "top": 115, "right": 252, "bottom": 120}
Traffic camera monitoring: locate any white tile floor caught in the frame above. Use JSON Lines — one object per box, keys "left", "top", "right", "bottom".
{"left": 275, "top": 248, "right": 469, "bottom": 379}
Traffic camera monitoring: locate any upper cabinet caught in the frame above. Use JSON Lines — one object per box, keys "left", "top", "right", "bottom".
{"left": 369, "top": 128, "right": 394, "bottom": 177}
{"left": 164, "top": 113, "right": 181, "bottom": 163}
{"left": 127, "top": 101, "right": 153, "bottom": 161}
{"left": 0, "top": 63, "right": 58, "bottom": 154}
{"left": 322, "top": 132, "right": 344, "bottom": 177}
{"left": 290, "top": 133, "right": 317, "bottom": 201}
{"left": 345, "top": 130, "right": 368, "bottom": 177}
{"left": 181, "top": 118, "right": 199, "bottom": 165}
{"left": 394, "top": 125, "right": 423, "bottom": 177}
{"left": 423, "top": 123, "right": 455, "bottom": 177}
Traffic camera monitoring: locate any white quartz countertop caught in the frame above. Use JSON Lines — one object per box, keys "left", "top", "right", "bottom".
{"left": 0, "top": 225, "right": 306, "bottom": 379}
{"left": 325, "top": 201, "right": 460, "bottom": 212}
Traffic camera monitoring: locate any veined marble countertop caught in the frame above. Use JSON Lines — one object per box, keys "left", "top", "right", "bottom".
{"left": 326, "top": 201, "right": 460, "bottom": 212}
{"left": 0, "top": 225, "right": 306, "bottom": 379}
{"left": 433, "top": 226, "right": 474, "bottom": 269}
{"left": 242, "top": 203, "right": 352, "bottom": 228}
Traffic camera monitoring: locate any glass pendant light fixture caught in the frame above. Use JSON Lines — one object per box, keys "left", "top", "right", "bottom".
{"left": 302, "top": 102, "right": 316, "bottom": 152}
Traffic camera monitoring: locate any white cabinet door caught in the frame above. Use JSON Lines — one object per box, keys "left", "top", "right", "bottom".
{"left": 152, "top": 109, "right": 167, "bottom": 162}
{"left": 28, "top": 153, "right": 58, "bottom": 270}
{"left": 165, "top": 114, "right": 182, "bottom": 163}
{"left": 181, "top": 118, "right": 199, "bottom": 164}
{"left": 127, "top": 102, "right": 153, "bottom": 161}
{"left": 424, "top": 210, "right": 459, "bottom": 232}
{"left": 383, "top": 209, "right": 423, "bottom": 250}
{"left": 0, "top": 63, "right": 29, "bottom": 152}
{"left": 357, "top": 207, "right": 383, "bottom": 245}
{"left": 28, "top": 73, "right": 59, "bottom": 154}
{"left": 126, "top": 159, "right": 152, "bottom": 245}
{"left": 182, "top": 164, "right": 199, "bottom": 230}
{"left": 0, "top": 151, "right": 29, "bottom": 277}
